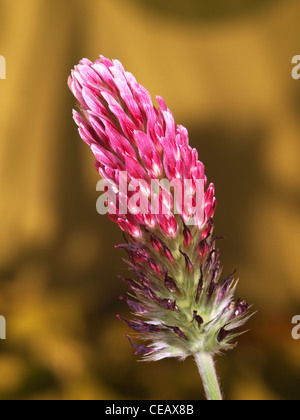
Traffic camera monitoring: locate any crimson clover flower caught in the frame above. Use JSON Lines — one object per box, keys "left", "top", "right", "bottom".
{"left": 68, "top": 56, "right": 251, "bottom": 400}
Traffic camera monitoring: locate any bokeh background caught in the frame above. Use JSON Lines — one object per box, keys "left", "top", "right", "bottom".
{"left": 0, "top": 0, "right": 300, "bottom": 400}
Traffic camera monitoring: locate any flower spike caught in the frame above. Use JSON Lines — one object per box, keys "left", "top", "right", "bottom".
{"left": 69, "top": 55, "right": 251, "bottom": 400}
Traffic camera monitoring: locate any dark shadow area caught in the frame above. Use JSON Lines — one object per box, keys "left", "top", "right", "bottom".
{"left": 132, "top": 0, "right": 282, "bottom": 21}
{"left": 261, "top": 351, "right": 300, "bottom": 399}
{"left": 189, "top": 120, "right": 266, "bottom": 267}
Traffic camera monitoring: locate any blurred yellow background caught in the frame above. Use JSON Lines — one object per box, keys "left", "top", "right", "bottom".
{"left": 0, "top": 0, "right": 300, "bottom": 400}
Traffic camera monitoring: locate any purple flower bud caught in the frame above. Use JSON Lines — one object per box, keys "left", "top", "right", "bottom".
{"left": 191, "top": 311, "right": 204, "bottom": 328}
{"left": 125, "top": 336, "right": 154, "bottom": 355}
{"left": 164, "top": 273, "right": 182, "bottom": 297}
{"left": 217, "top": 327, "right": 229, "bottom": 343}
{"left": 233, "top": 299, "right": 248, "bottom": 318}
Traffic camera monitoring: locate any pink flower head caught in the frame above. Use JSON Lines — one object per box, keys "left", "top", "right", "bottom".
{"left": 68, "top": 56, "right": 250, "bottom": 364}
{"left": 68, "top": 56, "right": 216, "bottom": 239}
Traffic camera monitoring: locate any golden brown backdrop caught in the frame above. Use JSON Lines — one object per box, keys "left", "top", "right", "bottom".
{"left": 0, "top": 0, "right": 300, "bottom": 400}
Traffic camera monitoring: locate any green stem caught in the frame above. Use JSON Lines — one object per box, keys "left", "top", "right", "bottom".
{"left": 194, "top": 352, "right": 222, "bottom": 400}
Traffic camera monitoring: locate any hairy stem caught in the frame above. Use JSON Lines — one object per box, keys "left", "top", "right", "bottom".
{"left": 194, "top": 352, "right": 222, "bottom": 400}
